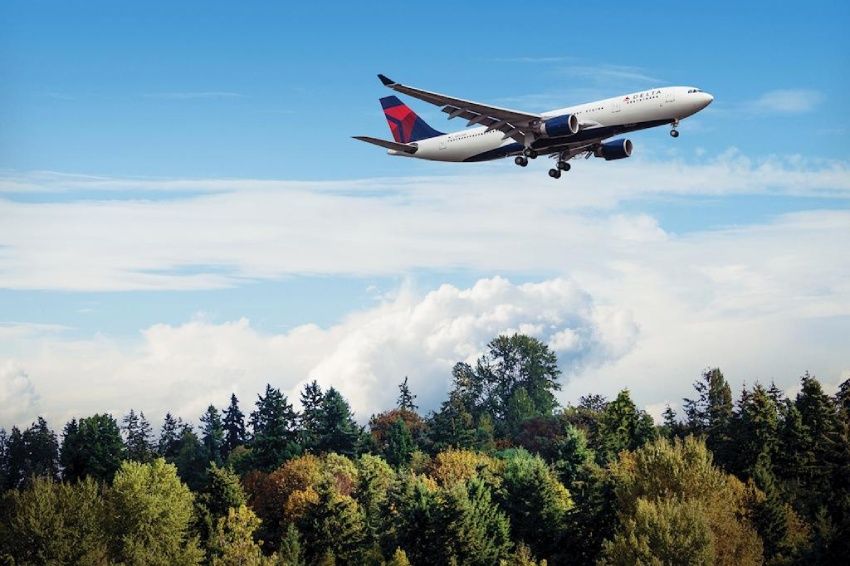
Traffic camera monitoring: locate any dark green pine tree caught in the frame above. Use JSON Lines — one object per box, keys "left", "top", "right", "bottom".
{"left": 171, "top": 423, "right": 208, "bottom": 491}
{"left": 596, "top": 389, "right": 656, "bottom": 465}
{"left": 249, "top": 384, "right": 301, "bottom": 470}
{"left": 683, "top": 368, "right": 733, "bottom": 467}
{"left": 836, "top": 378, "right": 850, "bottom": 427}
{"left": 299, "top": 380, "right": 324, "bottom": 451}
{"left": 731, "top": 383, "right": 780, "bottom": 477}
{"left": 385, "top": 417, "right": 414, "bottom": 468}
{"left": 397, "top": 376, "right": 418, "bottom": 412}
{"left": 429, "top": 390, "right": 477, "bottom": 451}
{"left": 752, "top": 456, "right": 790, "bottom": 562}
{"left": 158, "top": 412, "right": 183, "bottom": 458}
{"left": 221, "top": 393, "right": 246, "bottom": 459}
{"left": 200, "top": 405, "right": 225, "bottom": 465}
{"left": 122, "top": 409, "right": 154, "bottom": 462}
{"left": 0, "top": 427, "right": 7, "bottom": 489}
{"left": 660, "top": 404, "right": 682, "bottom": 439}
{"left": 60, "top": 413, "right": 125, "bottom": 482}
{"left": 3, "top": 426, "right": 25, "bottom": 489}
{"left": 315, "top": 387, "right": 363, "bottom": 457}
{"left": 204, "top": 462, "right": 246, "bottom": 518}
{"left": 440, "top": 477, "right": 512, "bottom": 565}
{"left": 19, "top": 417, "right": 60, "bottom": 485}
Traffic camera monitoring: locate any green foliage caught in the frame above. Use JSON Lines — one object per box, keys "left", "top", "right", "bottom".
{"left": 0, "top": 476, "right": 108, "bottom": 564}
{"left": 250, "top": 384, "right": 301, "bottom": 471}
{"left": 204, "top": 462, "right": 247, "bottom": 518}
{"left": 596, "top": 389, "right": 656, "bottom": 465}
{"left": 298, "top": 483, "right": 367, "bottom": 564}
{"left": 299, "top": 380, "right": 324, "bottom": 451}
{"left": 208, "top": 505, "right": 269, "bottom": 566}
{"left": 158, "top": 412, "right": 184, "bottom": 458}
{"left": 171, "top": 425, "right": 209, "bottom": 491}
{"left": 440, "top": 477, "right": 512, "bottom": 566}
{"left": 4, "top": 417, "right": 60, "bottom": 489}
{"left": 315, "top": 387, "right": 364, "bottom": 457}
{"left": 222, "top": 393, "right": 247, "bottom": 460}
{"left": 599, "top": 497, "right": 715, "bottom": 565}
{"left": 200, "top": 405, "right": 226, "bottom": 466}
{"left": 61, "top": 413, "right": 124, "bottom": 483}
{"left": 385, "top": 417, "right": 415, "bottom": 468}
{"left": 683, "top": 368, "right": 734, "bottom": 467}
{"left": 108, "top": 458, "right": 203, "bottom": 565}
{"left": 397, "top": 376, "right": 418, "bottom": 412}
{"left": 496, "top": 448, "right": 572, "bottom": 562}
{"left": 123, "top": 409, "right": 155, "bottom": 463}
{"left": 386, "top": 547, "right": 412, "bottom": 566}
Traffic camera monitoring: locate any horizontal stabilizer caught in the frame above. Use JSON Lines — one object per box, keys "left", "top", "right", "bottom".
{"left": 352, "top": 135, "right": 418, "bottom": 154}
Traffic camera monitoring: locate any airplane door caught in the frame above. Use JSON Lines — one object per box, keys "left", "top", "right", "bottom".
{"left": 611, "top": 102, "right": 621, "bottom": 113}
{"left": 665, "top": 90, "right": 675, "bottom": 104}
{"left": 439, "top": 138, "right": 447, "bottom": 150}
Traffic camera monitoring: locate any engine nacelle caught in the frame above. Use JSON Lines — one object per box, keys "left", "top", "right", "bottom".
{"left": 532, "top": 114, "right": 579, "bottom": 138}
{"left": 595, "top": 138, "right": 633, "bottom": 160}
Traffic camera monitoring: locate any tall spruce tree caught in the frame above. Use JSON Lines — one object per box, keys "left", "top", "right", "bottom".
{"left": 300, "top": 380, "right": 324, "bottom": 451}
{"left": 158, "top": 412, "right": 183, "bottom": 459}
{"left": 200, "top": 405, "right": 225, "bottom": 465}
{"left": 19, "top": 417, "right": 60, "bottom": 485}
{"left": 222, "top": 393, "right": 246, "bottom": 459}
{"left": 683, "top": 368, "right": 734, "bottom": 467}
{"left": 315, "top": 387, "right": 363, "bottom": 457}
{"left": 122, "top": 409, "right": 154, "bottom": 463}
{"left": 385, "top": 417, "right": 414, "bottom": 468}
{"left": 249, "top": 384, "right": 301, "bottom": 470}
{"left": 397, "top": 376, "right": 418, "bottom": 412}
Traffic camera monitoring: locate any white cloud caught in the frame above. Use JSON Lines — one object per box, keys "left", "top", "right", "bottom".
{"left": 143, "top": 92, "right": 243, "bottom": 100}
{"left": 0, "top": 277, "right": 633, "bottom": 429}
{"left": 1, "top": 151, "right": 848, "bottom": 291}
{"left": 748, "top": 89, "right": 824, "bottom": 114}
{"left": 0, "top": 361, "right": 40, "bottom": 425}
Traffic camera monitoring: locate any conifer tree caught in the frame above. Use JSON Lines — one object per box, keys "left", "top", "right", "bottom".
{"left": 122, "top": 409, "right": 154, "bottom": 463}
{"left": 249, "top": 384, "right": 301, "bottom": 471}
{"left": 158, "top": 412, "right": 183, "bottom": 458}
{"left": 385, "top": 417, "right": 414, "bottom": 468}
{"left": 397, "top": 376, "right": 418, "bottom": 412}
{"left": 683, "top": 368, "right": 734, "bottom": 467}
{"left": 200, "top": 405, "right": 225, "bottom": 465}
{"left": 315, "top": 387, "right": 363, "bottom": 457}
{"left": 221, "top": 393, "right": 246, "bottom": 459}
{"left": 16, "top": 417, "right": 60, "bottom": 485}
{"left": 300, "top": 380, "right": 324, "bottom": 450}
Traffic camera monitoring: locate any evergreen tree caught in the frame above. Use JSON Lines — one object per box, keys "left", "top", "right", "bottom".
{"left": 440, "top": 477, "right": 513, "bottom": 565}
{"left": 752, "top": 458, "right": 790, "bottom": 562}
{"left": 299, "top": 380, "right": 324, "bottom": 451}
{"left": 315, "top": 387, "right": 363, "bottom": 457}
{"left": 278, "top": 523, "right": 306, "bottom": 566}
{"left": 200, "top": 405, "right": 225, "bottom": 465}
{"left": 221, "top": 394, "right": 246, "bottom": 459}
{"left": 595, "top": 390, "right": 656, "bottom": 465}
{"left": 0, "top": 427, "right": 7, "bottom": 489}
{"left": 122, "top": 409, "right": 154, "bottom": 463}
{"left": 683, "top": 368, "right": 733, "bottom": 467}
{"left": 61, "top": 413, "right": 125, "bottom": 482}
{"left": 16, "top": 417, "right": 60, "bottom": 486}
{"left": 171, "top": 425, "right": 209, "bottom": 491}
{"left": 207, "top": 505, "right": 266, "bottom": 566}
{"left": 249, "top": 384, "right": 301, "bottom": 471}
{"left": 158, "top": 412, "right": 183, "bottom": 459}
{"left": 204, "top": 462, "right": 247, "bottom": 518}
{"left": 397, "top": 376, "right": 418, "bottom": 412}
{"left": 299, "top": 483, "right": 367, "bottom": 564}
{"left": 385, "top": 417, "right": 414, "bottom": 468}
{"left": 4, "top": 426, "right": 25, "bottom": 490}
{"left": 660, "top": 405, "right": 683, "bottom": 439}
{"left": 429, "top": 390, "right": 476, "bottom": 451}
{"left": 730, "top": 383, "right": 779, "bottom": 477}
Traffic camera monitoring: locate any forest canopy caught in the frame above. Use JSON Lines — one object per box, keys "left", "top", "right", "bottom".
{"left": 1, "top": 334, "right": 848, "bottom": 565}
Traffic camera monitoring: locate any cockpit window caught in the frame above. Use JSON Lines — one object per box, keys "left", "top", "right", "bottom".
{"left": 687, "top": 88, "right": 702, "bottom": 93}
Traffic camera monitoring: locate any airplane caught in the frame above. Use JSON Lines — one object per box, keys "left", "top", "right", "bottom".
{"left": 354, "top": 74, "right": 713, "bottom": 179}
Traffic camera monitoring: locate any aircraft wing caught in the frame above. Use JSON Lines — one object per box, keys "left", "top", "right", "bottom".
{"left": 352, "top": 135, "right": 418, "bottom": 154}
{"left": 378, "top": 74, "right": 540, "bottom": 144}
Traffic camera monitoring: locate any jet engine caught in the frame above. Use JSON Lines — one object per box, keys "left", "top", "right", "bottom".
{"left": 532, "top": 114, "right": 579, "bottom": 138}
{"left": 595, "top": 139, "right": 633, "bottom": 160}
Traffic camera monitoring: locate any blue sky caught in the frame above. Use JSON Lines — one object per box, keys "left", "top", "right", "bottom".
{"left": 1, "top": 1, "right": 848, "bottom": 428}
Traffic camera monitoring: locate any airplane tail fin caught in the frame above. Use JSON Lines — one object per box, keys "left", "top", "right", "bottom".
{"left": 380, "top": 96, "right": 444, "bottom": 143}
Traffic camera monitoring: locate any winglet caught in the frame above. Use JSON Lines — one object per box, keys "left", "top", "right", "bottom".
{"left": 377, "top": 74, "right": 396, "bottom": 87}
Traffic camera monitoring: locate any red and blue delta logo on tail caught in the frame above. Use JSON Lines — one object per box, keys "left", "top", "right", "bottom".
{"left": 380, "top": 96, "right": 444, "bottom": 144}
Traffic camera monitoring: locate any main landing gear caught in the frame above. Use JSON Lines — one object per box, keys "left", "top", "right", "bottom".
{"left": 670, "top": 119, "right": 680, "bottom": 138}
{"left": 514, "top": 156, "right": 528, "bottom": 167}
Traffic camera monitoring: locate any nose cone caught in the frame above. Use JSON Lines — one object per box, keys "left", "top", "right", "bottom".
{"left": 700, "top": 92, "right": 714, "bottom": 108}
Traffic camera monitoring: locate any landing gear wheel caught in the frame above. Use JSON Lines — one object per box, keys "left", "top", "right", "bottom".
{"left": 670, "top": 129, "right": 680, "bottom": 138}
{"left": 557, "top": 161, "right": 571, "bottom": 171}
{"left": 548, "top": 168, "right": 561, "bottom": 179}
{"left": 523, "top": 148, "right": 538, "bottom": 159}
{"left": 515, "top": 156, "right": 529, "bottom": 167}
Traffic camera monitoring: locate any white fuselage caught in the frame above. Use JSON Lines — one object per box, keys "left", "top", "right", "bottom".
{"left": 391, "top": 86, "right": 713, "bottom": 162}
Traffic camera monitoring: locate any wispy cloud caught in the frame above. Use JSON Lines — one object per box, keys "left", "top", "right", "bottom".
{"left": 143, "top": 91, "right": 244, "bottom": 100}
{"left": 559, "top": 64, "right": 663, "bottom": 84}
{"left": 747, "top": 89, "right": 824, "bottom": 114}
{"left": 490, "top": 56, "right": 577, "bottom": 64}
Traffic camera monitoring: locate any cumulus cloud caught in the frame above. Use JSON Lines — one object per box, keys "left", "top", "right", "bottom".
{"left": 0, "top": 277, "right": 635, "bottom": 429}
{"left": 0, "top": 361, "right": 40, "bottom": 425}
